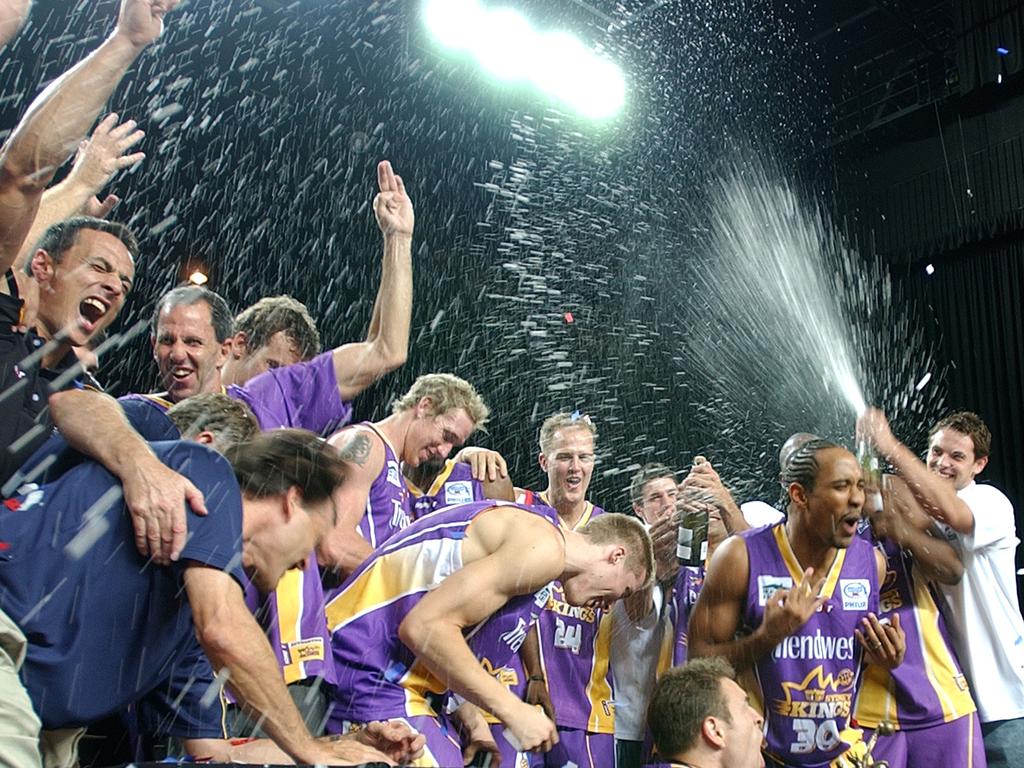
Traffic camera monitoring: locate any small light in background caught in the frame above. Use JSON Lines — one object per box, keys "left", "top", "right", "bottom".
{"left": 925, "top": 263, "right": 935, "bottom": 275}
{"left": 997, "top": 46, "right": 1010, "bottom": 56}
{"left": 188, "top": 270, "right": 209, "bottom": 286}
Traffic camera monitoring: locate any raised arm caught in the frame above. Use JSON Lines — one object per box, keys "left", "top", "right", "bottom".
{"left": 398, "top": 509, "right": 562, "bottom": 753}
{"left": 331, "top": 160, "right": 412, "bottom": 402}
{"left": 0, "top": 0, "right": 176, "bottom": 273}
{"left": 680, "top": 460, "right": 749, "bottom": 534}
{"left": 857, "top": 408, "right": 974, "bottom": 534}
{"left": 688, "top": 536, "right": 824, "bottom": 673}
{"left": 0, "top": 0, "right": 30, "bottom": 49}
{"left": 13, "top": 114, "right": 144, "bottom": 271}
{"left": 47, "top": 388, "right": 205, "bottom": 564}
{"left": 871, "top": 475, "right": 963, "bottom": 586}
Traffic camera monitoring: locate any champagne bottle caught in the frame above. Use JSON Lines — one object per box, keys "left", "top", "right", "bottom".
{"left": 677, "top": 455, "right": 710, "bottom": 566}
{"left": 857, "top": 438, "right": 883, "bottom": 516}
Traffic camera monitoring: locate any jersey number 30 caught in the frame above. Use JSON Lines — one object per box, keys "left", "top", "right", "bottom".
{"left": 791, "top": 718, "right": 840, "bottom": 754}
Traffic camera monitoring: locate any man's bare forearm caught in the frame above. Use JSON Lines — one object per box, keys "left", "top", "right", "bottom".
{"left": 883, "top": 441, "right": 973, "bottom": 533}
{"left": 187, "top": 571, "right": 321, "bottom": 764}
{"left": 0, "top": 35, "right": 143, "bottom": 266}
{"left": 688, "top": 623, "right": 779, "bottom": 674}
{"left": 399, "top": 616, "right": 523, "bottom": 724}
{"left": 48, "top": 389, "right": 158, "bottom": 474}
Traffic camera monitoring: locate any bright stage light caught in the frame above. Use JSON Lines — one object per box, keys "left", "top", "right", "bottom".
{"left": 423, "top": 0, "right": 626, "bottom": 119}
{"left": 423, "top": 0, "right": 482, "bottom": 52}
{"left": 472, "top": 7, "right": 536, "bottom": 82}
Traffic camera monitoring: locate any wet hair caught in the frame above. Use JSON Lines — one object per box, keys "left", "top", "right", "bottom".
{"left": 28, "top": 216, "right": 139, "bottom": 272}
{"left": 647, "top": 657, "right": 736, "bottom": 758}
{"left": 226, "top": 428, "right": 347, "bottom": 508}
{"left": 580, "top": 512, "right": 654, "bottom": 588}
{"left": 234, "top": 295, "right": 321, "bottom": 362}
{"left": 152, "top": 286, "right": 234, "bottom": 343}
{"left": 628, "top": 462, "right": 676, "bottom": 506}
{"left": 778, "top": 432, "right": 819, "bottom": 475}
{"left": 538, "top": 412, "right": 598, "bottom": 455}
{"left": 930, "top": 411, "right": 991, "bottom": 460}
{"left": 166, "top": 393, "right": 259, "bottom": 453}
{"left": 780, "top": 438, "right": 840, "bottom": 493}
{"left": 391, "top": 373, "right": 490, "bottom": 430}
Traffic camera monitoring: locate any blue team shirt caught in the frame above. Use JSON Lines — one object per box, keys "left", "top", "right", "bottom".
{"left": 0, "top": 440, "right": 245, "bottom": 729}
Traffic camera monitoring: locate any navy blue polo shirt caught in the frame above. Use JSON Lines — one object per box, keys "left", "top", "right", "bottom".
{"left": 0, "top": 439, "right": 245, "bottom": 729}
{"left": 0, "top": 280, "right": 82, "bottom": 489}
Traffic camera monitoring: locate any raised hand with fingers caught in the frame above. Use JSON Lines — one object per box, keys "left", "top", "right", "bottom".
{"left": 68, "top": 113, "right": 145, "bottom": 217}
{"left": 648, "top": 511, "right": 680, "bottom": 583}
{"left": 761, "top": 567, "right": 826, "bottom": 645}
{"left": 855, "top": 407, "right": 898, "bottom": 457}
{"left": 373, "top": 160, "right": 414, "bottom": 238}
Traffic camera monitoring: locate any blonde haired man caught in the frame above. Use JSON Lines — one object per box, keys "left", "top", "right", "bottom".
{"left": 320, "top": 373, "right": 489, "bottom": 576}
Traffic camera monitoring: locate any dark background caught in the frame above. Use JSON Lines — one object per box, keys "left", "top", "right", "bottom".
{"left": 2, "top": 0, "right": 1021, "bottom": 536}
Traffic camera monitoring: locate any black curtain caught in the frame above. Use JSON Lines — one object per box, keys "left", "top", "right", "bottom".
{"left": 900, "top": 242, "right": 1024, "bottom": 552}
{"left": 956, "top": 0, "right": 1024, "bottom": 94}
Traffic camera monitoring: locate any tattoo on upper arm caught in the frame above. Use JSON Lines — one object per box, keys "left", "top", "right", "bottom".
{"left": 338, "top": 432, "right": 372, "bottom": 466}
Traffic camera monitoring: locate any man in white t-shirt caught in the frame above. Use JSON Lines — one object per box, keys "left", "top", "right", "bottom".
{"left": 858, "top": 408, "right": 1024, "bottom": 768}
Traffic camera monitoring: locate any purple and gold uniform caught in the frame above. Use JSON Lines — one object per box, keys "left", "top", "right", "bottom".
{"left": 407, "top": 460, "right": 484, "bottom": 519}
{"left": 526, "top": 494, "right": 615, "bottom": 768}
{"left": 744, "top": 524, "right": 878, "bottom": 768}
{"left": 325, "top": 501, "right": 558, "bottom": 767}
{"left": 853, "top": 531, "right": 983, "bottom": 767}
{"left": 345, "top": 422, "right": 413, "bottom": 546}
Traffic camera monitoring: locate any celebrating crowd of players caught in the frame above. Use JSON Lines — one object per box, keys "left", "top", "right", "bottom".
{"left": 2, "top": 2, "right": 1024, "bottom": 768}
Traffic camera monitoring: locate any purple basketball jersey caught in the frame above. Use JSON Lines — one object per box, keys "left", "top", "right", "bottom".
{"left": 530, "top": 497, "right": 615, "bottom": 734}
{"left": 324, "top": 501, "right": 559, "bottom": 723}
{"left": 408, "top": 460, "right": 485, "bottom": 519}
{"left": 228, "top": 350, "right": 351, "bottom": 435}
{"left": 854, "top": 528, "right": 976, "bottom": 730}
{"left": 744, "top": 524, "right": 878, "bottom": 767}
{"left": 348, "top": 422, "right": 413, "bottom": 548}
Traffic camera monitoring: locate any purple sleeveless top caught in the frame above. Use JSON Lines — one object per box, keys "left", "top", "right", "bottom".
{"left": 744, "top": 524, "right": 878, "bottom": 767}
{"left": 352, "top": 422, "right": 413, "bottom": 547}
{"left": 324, "top": 500, "right": 559, "bottom": 723}
{"left": 530, "top": 496, "right": 615, "bottom": 733}
{"left": 853, "top": 525, "right": 975, "bottom": 729}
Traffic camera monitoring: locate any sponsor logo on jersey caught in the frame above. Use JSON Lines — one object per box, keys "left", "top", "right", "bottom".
{"left": 839, "top": 579, "right": 870, "bottom": 611}
{"left": 758, "top": 575, "right": 793, "bottom": 605}
{"left": 444, "top": 480, "right": 474, "bottom": 505}
{"left": 773, "top": 628, "right": 856, "bottom": 661}
{"left": 282, "top": 637, "right": 325, "bottom": 665}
